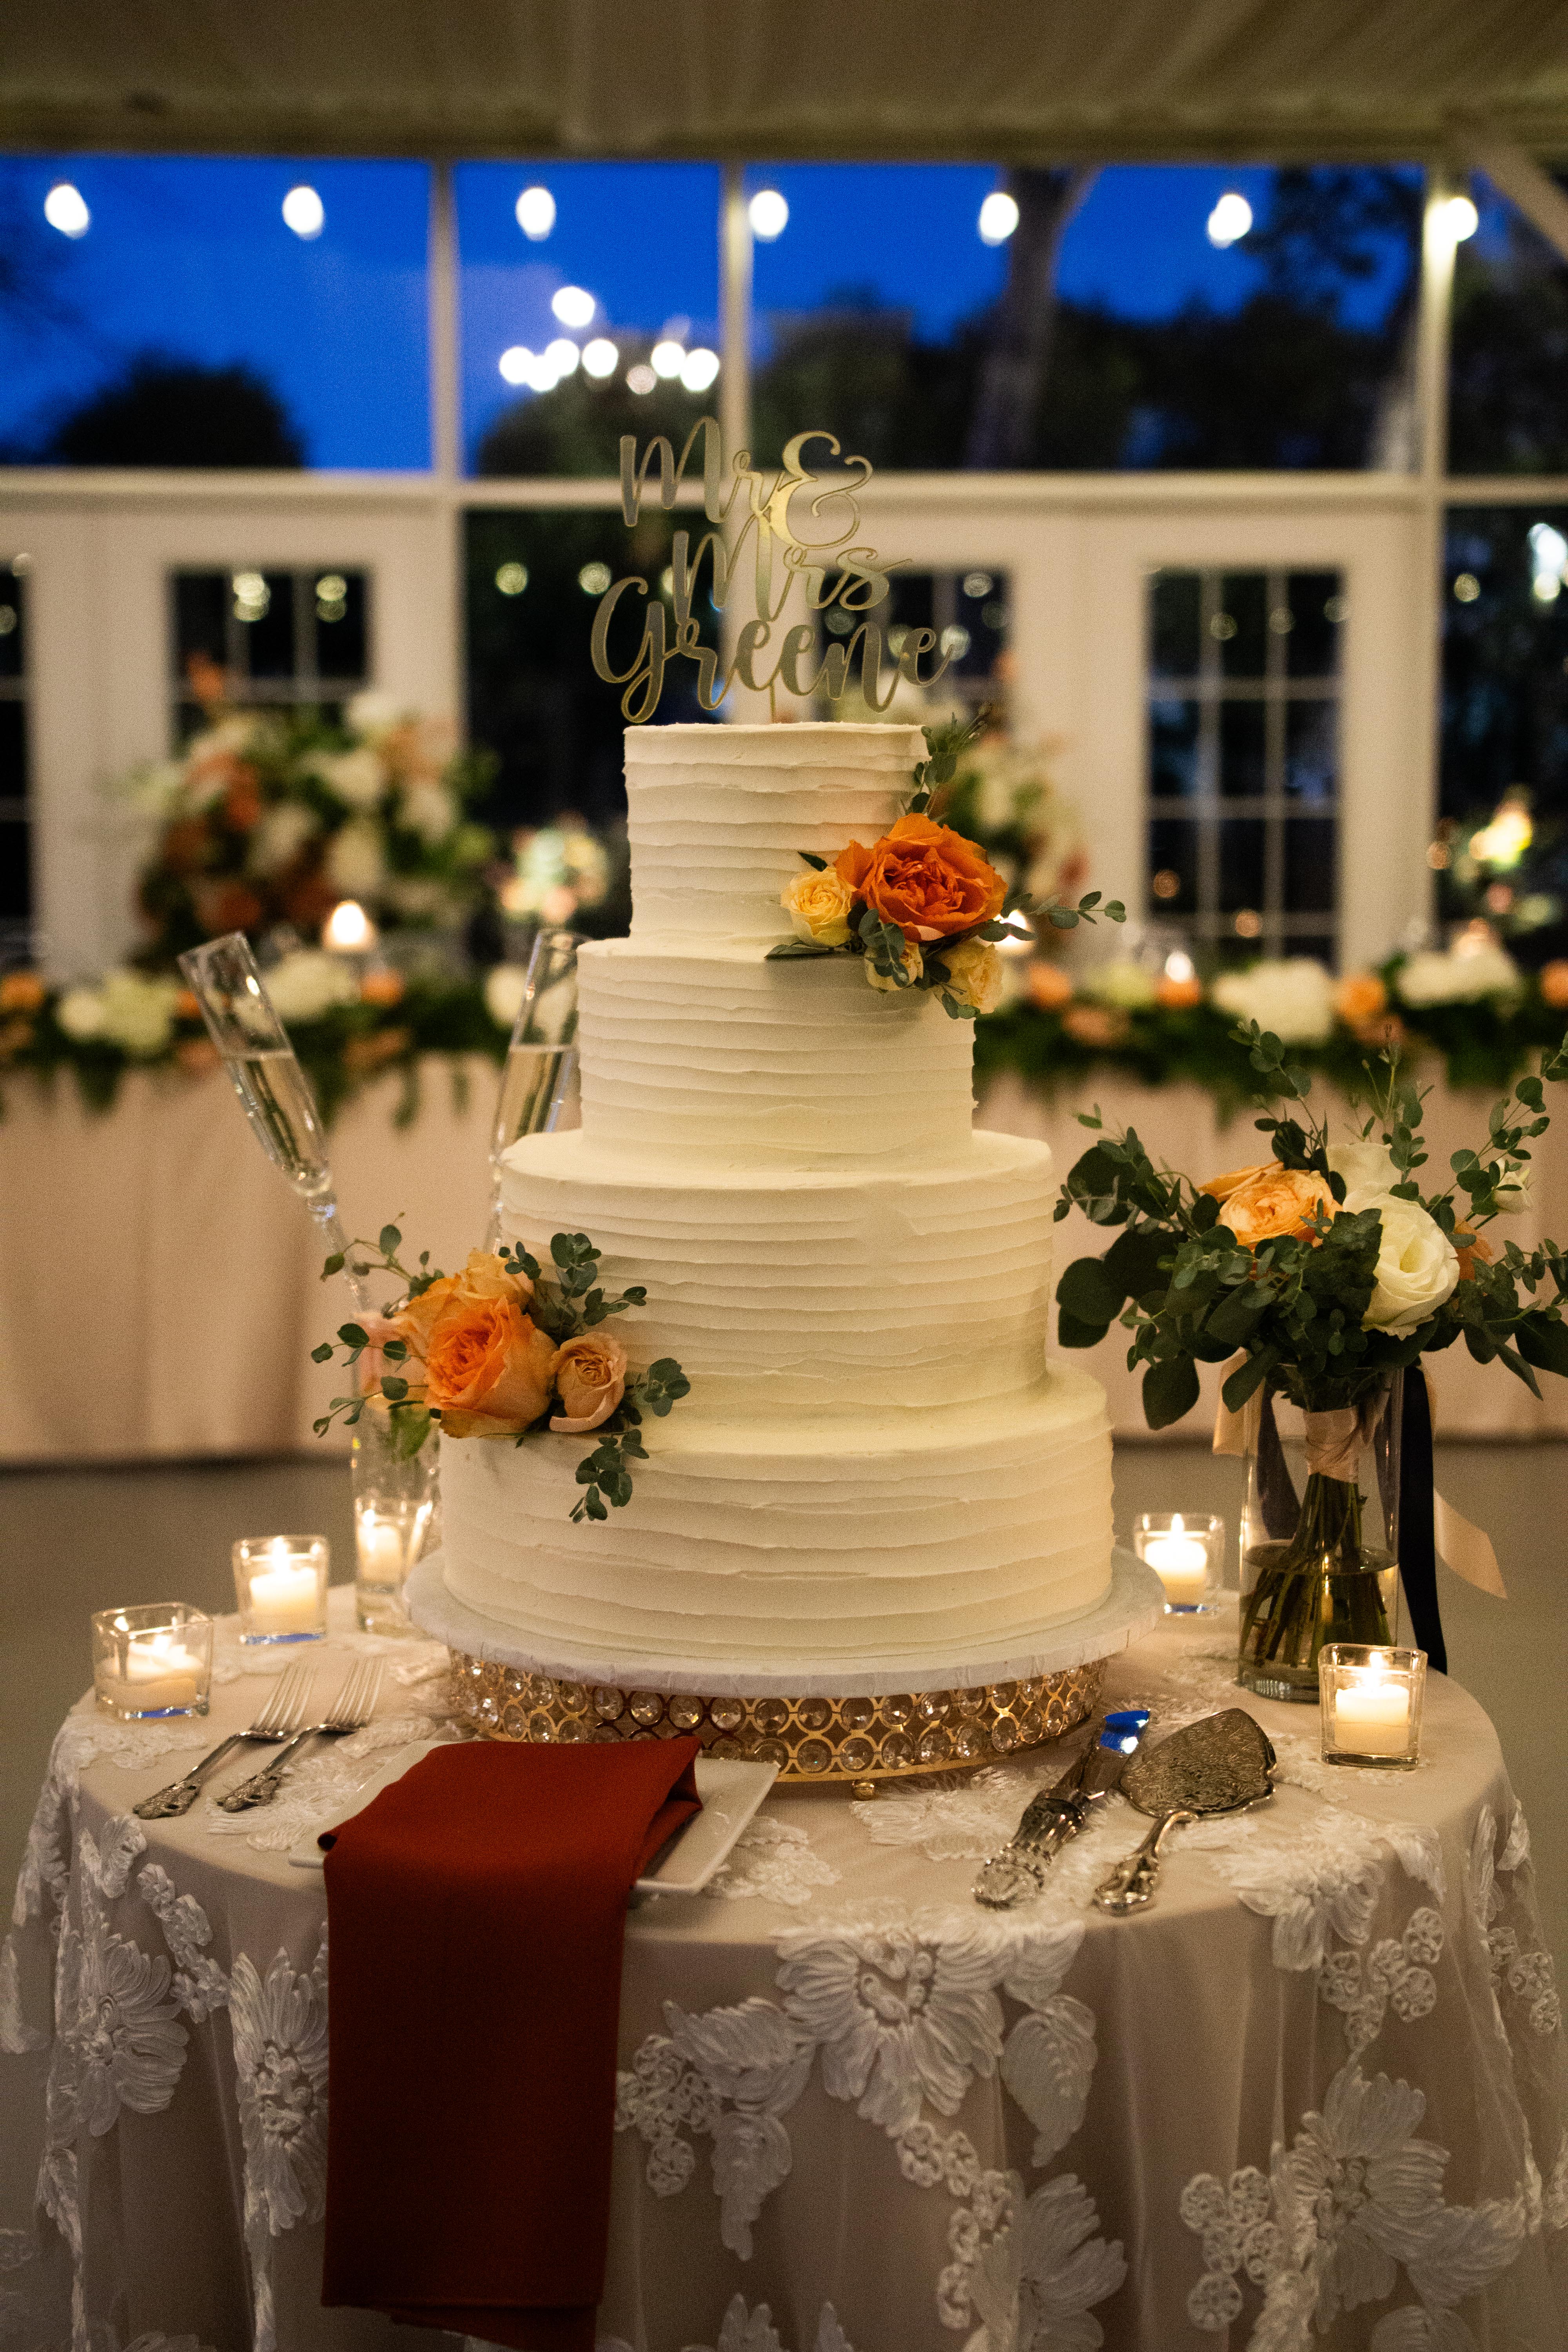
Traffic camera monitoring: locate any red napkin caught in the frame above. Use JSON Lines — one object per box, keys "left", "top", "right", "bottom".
{"left": 320, "top": 1736, "right": 702, "bottom": 2352}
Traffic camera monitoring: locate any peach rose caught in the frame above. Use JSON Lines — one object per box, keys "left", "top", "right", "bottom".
{"left": 835, "top": 813, "right": 1006, "bottom": 942}
{"left": 781, "top": 866, "right": 855, "bottom": 947}
{"left": 1200, "top": 1163, "right": 1272, "bottom": 1203}
{"left": 1454, "top": 1227, "right": 1496, "bottom": 1283}
{"left": 1027, "top": 961, "right": 1074, "bottom": 1011}
{"left": 1541, "top": 960, "right": 1568, "bottom": 1011}
{"left": 550, "top": 1333, "right": 628, "bottom": 1434}
{"left": 1217, "top": 1166, "right": 1335, "bottom": 1249}
{"left": 1335, "top": 971, "right": 1387, "bottom": 1025}
{"left": 1063, "top": 1003, "right": 1129, "bottom": 1048}
{"left": 361, "top": 967, "right": 406, "bottom": 1007}
{"left": 388, "top": 1249, "right": 533, "bottom": 1394}
{"left": 425, "top": 1294, "right": 559, "bottom": 1436}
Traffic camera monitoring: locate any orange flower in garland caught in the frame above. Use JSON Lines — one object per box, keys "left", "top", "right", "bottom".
{"left": 835, "top": 813, "right": 1006, "bottom": 943}
{"left": 424, "top": 1294, "right": 559, "bottom": 1437}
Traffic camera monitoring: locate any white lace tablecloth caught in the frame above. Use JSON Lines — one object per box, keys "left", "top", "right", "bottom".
{"left": 4, "top": 1595, "right": 1565, "bottom": 2352}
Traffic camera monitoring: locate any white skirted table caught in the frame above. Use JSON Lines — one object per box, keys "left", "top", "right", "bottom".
{"left": 6, "top": 1062, "right": 1568, "bottom": 1462}
{"left": 5, "top": 1591, "right": 1565, "bottom": 2352}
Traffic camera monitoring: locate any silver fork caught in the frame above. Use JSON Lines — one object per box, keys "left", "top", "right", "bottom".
{"left": 134, "top": 1663, "right": 316, "bottom": 1820}
{"left": 216, "top": 1658, "right": 385, "bottom": 1812}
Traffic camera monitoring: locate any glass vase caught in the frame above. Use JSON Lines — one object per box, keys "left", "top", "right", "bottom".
{"left": 352, "top": 1397, "right": 439, "bottom": 1634}
{"left": 1237, "top": 1372, "right": 1401, "bottom": 1702}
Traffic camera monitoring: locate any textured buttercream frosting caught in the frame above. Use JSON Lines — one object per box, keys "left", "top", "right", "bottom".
{"left": 441, "top": 721, "right": 1115, "bottom": 1682}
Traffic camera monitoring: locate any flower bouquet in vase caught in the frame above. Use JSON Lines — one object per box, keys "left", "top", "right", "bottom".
{"left": 1054, "top": 1021, "right": 1568, "bottom": 1699}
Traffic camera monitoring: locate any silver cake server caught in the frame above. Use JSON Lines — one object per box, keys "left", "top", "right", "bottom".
{"left": 973, "top": 1708, "right": 1151, "bottom": 1908}
{"left": 1094, "top": 1708, "right": 1276, "bottom": 1915}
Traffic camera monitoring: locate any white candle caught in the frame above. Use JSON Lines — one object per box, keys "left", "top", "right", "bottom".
{"left": 1334, "top": 1664, "right": 1412, "bottom": 1756}
{"left": 357, "top": 1517, "right": 407, "bottom": 1585}
{"left": 101, "top": 1632, "right": 202, "bottom": 1712}
{"left": 247, "top": 1548, "right": 323, "bottom": 1635}
{"left": 1145, "top": 1515, "right": 1210, "bottom": 1607}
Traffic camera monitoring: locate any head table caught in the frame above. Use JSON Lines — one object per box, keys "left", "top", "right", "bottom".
{"left": 4, "top": 1589, "right": 1564, "bottom": 2352}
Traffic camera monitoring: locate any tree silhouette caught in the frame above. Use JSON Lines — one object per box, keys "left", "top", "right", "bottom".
{"left": 45, "top": 355, "right": 305, "bottom": 467}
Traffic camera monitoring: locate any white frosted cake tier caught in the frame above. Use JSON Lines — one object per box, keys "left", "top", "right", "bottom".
{"left": 437, "top": 1368, "right": 1115, "bottom": 1684}
{"left": 575, "top": 938, "right": 974, "bottom": 1165}
{"left": 500, "top": 1126, "right": 1055, "bottom": 1417}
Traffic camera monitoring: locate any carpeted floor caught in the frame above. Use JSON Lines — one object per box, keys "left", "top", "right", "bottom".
{"left": 1, "top": 1441, "right": 1562, "bottom": 1964}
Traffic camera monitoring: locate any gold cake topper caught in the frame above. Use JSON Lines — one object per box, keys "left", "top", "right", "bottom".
{"left": 590, "top": 418, "right": 954, "bottom": 723}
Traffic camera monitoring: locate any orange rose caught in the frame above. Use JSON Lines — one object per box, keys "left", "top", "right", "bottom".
{"left": 1454, "top": 1228, "right": 1496, "bottom": 1283}
{"left": 425, "top": 1296, "right": 559, "bottom": 1436}
{"left": 1352, "top": 1010, "right": 1405, "bottom": 1049}
{"left": 1062, "top": 1003, "right": 1129, "bottom": 1048}
{"left": 0, "top": 971, "right": 46, "bottom": 1014}
{"left": 1335, "top": 972, "right": 1387, "bottom": 1025}
{"left": 360, "top": 968, "right": 406, "bottom": 1007}
{"left": 1217, "top": 1167, "right": 1335, "bottom": 1249}
{"left": 1156, "top": 973, "right": 1203, "bottom": 1009}
{"left": 1200, "top": 1163, "right": 1272, "bottom": 1203}
{"left": 388, "top": 1249, "right": 533, "bottom": 1395}
{"left": 550, "top": 1334, "right": 628, "bottom": 1434}
{"left": 1541, "top": 961, "right": 1568, "bottom": 1011}
{"left": 835, "top": 813, "right": 1006, "bottom": 942}
{"left": 1027, "top": 961, "right": 1074, "bottom": 1011}
{"left": 174, "top": 987, "right": 201, "bottom": 1021}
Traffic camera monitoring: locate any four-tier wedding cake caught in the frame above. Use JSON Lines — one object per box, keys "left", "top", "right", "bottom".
{"left": 437, "top": 722, "right": 1114, "bottom": 1687}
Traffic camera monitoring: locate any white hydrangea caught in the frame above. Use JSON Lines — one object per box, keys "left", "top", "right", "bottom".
{"left": 1396, "top": 942, "right": 1521, "bottom": 1006}
{"left": 262, "top": 949, "right": 359, "bottom": 1023}
{"left": 484, "top": 962, "right": 529, "bottom": 1029}
{"left": 247, "top": 801, "right": 319, "bottom": 876}
{"left": 1211, "top": 957, "right": 1335, "bottom": 1044}
{"left": 345, "top": 689, "right": 407, "bottom": 743}
{"left": 327, "top": 818, "right": 387, "bottom": 898}
{"left": 1082, "top": 957, "right": 1158, "bottom": 1010}
{"left": 55, "top": 985, "right": 108, "bottom": 1041}
{"left": 59, "top": 971, "right": 181, "bottom": 1055}
{"left": 312, "top": 748, "right": 387, "bottom": 811}
{"left": 399, "top": 782, "right": 458, "bottom": 845}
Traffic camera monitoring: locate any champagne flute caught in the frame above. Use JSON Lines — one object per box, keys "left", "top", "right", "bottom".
{"left": 485, "top": 925, "right": 579, "bottom": 1250}
{"left": 179, "top": 931, "right": 372, "bottom": 1310}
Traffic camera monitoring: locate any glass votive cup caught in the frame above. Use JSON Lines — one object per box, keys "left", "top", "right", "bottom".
{"left": 352, "top": 1397, "right": 438, "bottom": 1635}
{"left": 232, "top": 1536, "right": 330, "bottom": 1645}
{"left": 1133, "top": 1512, "right": 1225, "bottom": 1613}
{"left": 1319, "top": 1644, "right": 1426, "bottom": 1770}
{"left": 92, "top": 1603, "right": 213, "bottom": 1720}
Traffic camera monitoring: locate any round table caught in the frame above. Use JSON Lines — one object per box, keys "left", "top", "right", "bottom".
{"left": 5, "top": 1592, "right": 1565, "bottom": 2352}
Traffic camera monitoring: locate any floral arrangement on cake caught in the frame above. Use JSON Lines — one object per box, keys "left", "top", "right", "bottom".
{"left": 768, "top": 715, "right": 1123, "bottom": 1016}
{"left": 122, "top": 682, "right": 497, "bottom": 962}
{"left": 312, "top": 1224, "right": 689, "bottom": 1521}
{"left": 1054, "top": 1016, "right": 1568, "bottom": 1679}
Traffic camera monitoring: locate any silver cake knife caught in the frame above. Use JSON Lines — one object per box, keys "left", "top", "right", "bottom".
{"left": 972, "top": 1708, "right": 1151, "bottom": 1908}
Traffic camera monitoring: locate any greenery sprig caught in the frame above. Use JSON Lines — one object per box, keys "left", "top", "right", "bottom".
{"left": 1054, "top": 1024, "right": 1568, "bottom": 1430}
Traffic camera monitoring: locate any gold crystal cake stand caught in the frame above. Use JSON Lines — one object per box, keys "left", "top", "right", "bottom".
{"left": 406, "top": 1551, "right": 1165, "bottom": 1785}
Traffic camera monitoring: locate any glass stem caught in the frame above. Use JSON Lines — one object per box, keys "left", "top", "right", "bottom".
{"left": 310, "top": 1200, "right": 373, "bottom": 1313}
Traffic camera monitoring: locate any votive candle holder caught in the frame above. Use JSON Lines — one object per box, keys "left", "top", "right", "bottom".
{"left": 1134, "top": 1512, "right": 1225, "bottom": 1613}
{"left": 232, "top": 1535, "right": 330, "bottom": 1645}
{"left": 1319, "top": 1644, "right": 1426, "bottom": 1770}
{"left": 93, "top": 1603, "right": 213, "bottom": 1720}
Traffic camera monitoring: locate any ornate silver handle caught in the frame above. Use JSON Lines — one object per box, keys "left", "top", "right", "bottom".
{"left": 973, "top": 1797, "right": 1086, "bottom": 1909}
{"left": 1094, "top": 1809, "right": 1196, "bottom": 1915}
{"left": 216, "top": 1725, "right": 323, "bottom": 1813}
{"left": 134, "top": 1735, "right": 249, "bottom": 1821}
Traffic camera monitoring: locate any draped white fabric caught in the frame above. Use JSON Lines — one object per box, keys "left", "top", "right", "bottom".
{"left": 4, "top": 1060, "right": 1565, "bottom": 1461}
{"left": 4, "top": 1, "right": 1567, "bottom": 162}
{"left": 4, "top": 1593, "right": 1565, "bottom": 2350}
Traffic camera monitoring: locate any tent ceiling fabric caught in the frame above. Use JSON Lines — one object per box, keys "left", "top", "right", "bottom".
{"left": 3, "top": 0, "right": 1568, "bottom": 162}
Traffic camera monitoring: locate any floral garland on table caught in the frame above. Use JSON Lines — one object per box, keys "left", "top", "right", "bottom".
{"left": 769, "top": 715, "right": 1123, "bottom": 1013}
{"left": 312, "top": 1225, "right": 689, "bottom": 1521}
{"left": 124, "top": 687, "right": 497, "bottom": 962}
{"left": 976, "top": 939, "right": 1568, "bottom": 1109}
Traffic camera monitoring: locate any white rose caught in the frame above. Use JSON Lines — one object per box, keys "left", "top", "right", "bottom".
{"left": 1211, "top": 958, "right": 1335, "bottom": 1044}
{"left": 97, "top": 969, "right": 180, "bottom": 1056}
{"left": 314, "top": 748, "right": 387, "bottom": 811}
{"left": 345, "top": 689, "right": 405, "bottom": 742}
{"left": 1328, "top": 1137, "right": 1397, "bottom": 1196}
{"left": 1494, "top": 1165, "right": 1531, "bottom": 1215}
{"left": 327, "top": 818, "right": 386, "bottom": 897}
{"left": 262, "top": 949, "right": 358, "bottom": 1023}
{"left": 866, "top": 939, "right": 924, "bottom": 993}
{"left": 247, "top": 801, "right": 318, "bottom": 876}
{"left": 1083, "top": 957, "right": 1157, "bottom": 1011}
{"left": 56, "top": 986, "right": 106, "bottom": 1041}
{"left": 1396, "top": 943, "right": 1521, "bottom": 1007}
{"left": 484, "top": 963, "right": 529, "bottom": 1029}
{"left": 1343, "top": 1188, "right": 1459, "bottom": 1334}
{"left": 400, "top": 782, "right": 458, "bottom": 845}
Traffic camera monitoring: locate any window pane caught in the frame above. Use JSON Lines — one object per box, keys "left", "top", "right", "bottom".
{"left": 459, "top": 163, "right": 721, "bottom": 478}
{"left": 1219, "top": 700, "right": 1267, "bottom": 798}
{"left": 1218, "top": 574, "right": 1269, "bottom": 679}
{"left": 1450, "top": 177, "right": 1568, "bottom": 475}
{"left": 1150, "top": 573, "right": 1201, "bottom": 678}
{"left": 0, "top": 158, "right": 429, "bottom": 469}
{"left": 0, "top": 701, "right": 25, "bottom": 800}
{"left": 1285, "top": 701, "right": 1338, "bottom": 802}
{"left": 0, "top": 569, "right": 24, "bottom": 681}
{"left": 1286, "top": 571, "right": 1344, "bottom": 677}
{"left": 0, "top": 820, "right": 29, "bottom": 918}
{"left": 1283, "top": 818, "right": 1338, "bottom": 913}
{"left": 1150, "top": 699, "right": 1201, "bottom": 798}
{"left": 170, "top": 568, "right": 371, "bottom": 740}
{"left": 1219, "top": 818, "right": 1267, "bottom": 909}
{"left": 1148, "top": 818, "right": 1198, "bottom": 913}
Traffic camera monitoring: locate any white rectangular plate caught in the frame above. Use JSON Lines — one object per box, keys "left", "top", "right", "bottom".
{"left": 286, "top": 1741, "right": 778, "bottom": 1894}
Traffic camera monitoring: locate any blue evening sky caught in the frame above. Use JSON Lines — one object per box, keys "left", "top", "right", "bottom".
{"left": 0, "top": 157, "right": 1418, "bottom": 472}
